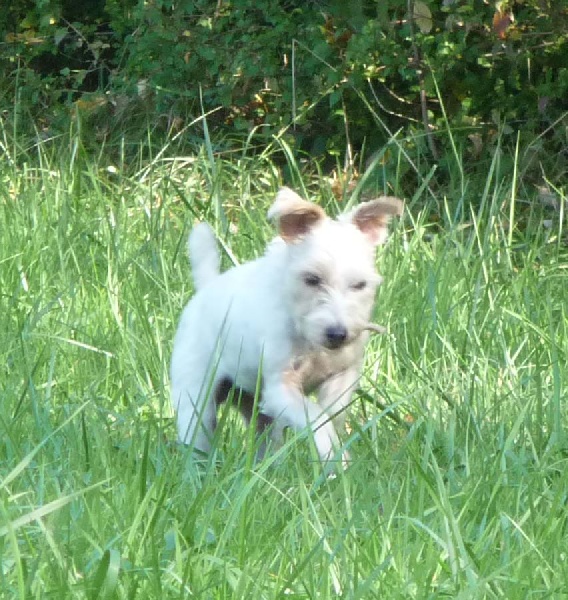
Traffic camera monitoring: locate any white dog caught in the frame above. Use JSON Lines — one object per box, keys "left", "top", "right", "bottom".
{"left": 170, "top": 187, "right": 402, "bottom": 464}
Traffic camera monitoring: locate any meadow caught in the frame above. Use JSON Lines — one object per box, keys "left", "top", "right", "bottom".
{"left": 1, "top": 125, "right": 567, "bottom": 599}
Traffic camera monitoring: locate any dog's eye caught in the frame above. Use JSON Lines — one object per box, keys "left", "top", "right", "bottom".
{"left": 351, "top": 280, "right": 367, "bottom": 291}
{"left": 303, "top": 273, "right": 322, "bottom": 287}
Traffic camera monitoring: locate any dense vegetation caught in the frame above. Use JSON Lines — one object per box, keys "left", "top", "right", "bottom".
{"left": 2, "top": 0, "right": 567, "bottom": 182}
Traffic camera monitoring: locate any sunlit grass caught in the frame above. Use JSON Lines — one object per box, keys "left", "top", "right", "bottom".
{"left": 1, "top": 125, "right": 567, "bottom": 598}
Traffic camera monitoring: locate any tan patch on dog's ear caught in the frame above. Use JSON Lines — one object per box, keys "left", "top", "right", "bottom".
{"left": 268, "top": 187, "right": 326, "bottom": 242}
{"left": 351, "top": 196, "right": 403, "bottom": 245}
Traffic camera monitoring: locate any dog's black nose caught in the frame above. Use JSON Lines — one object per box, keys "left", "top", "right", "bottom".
{"left": 325, "top": 325, "right": 348, "bottom": 349}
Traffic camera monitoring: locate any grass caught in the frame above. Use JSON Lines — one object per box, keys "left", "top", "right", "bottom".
{"left": 1, "top": 125, "right": 567, "bottom": 599}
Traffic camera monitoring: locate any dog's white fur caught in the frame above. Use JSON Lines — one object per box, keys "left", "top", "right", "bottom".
{"left": 170, "top": 187, "right": 402, "bottom": 464}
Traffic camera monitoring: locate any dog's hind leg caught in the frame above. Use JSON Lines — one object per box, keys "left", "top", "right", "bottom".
{"left": 171, "top": 367, "right": 218, "bottom": 453}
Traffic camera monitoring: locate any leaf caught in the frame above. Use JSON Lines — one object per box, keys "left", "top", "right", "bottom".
{"left": 1, "top": 402, "right": 90, "bottom": 492}
{"left": 54, "top": 27, "right": 68, "bottom": 46}
{"left": 414, "top": 1, "right": 433, "bottom": 34}
{"left": 468, "top": 133, "right": 483, "bottom": 158}
{"left": 329, "top": 89, "right": 342, "bottom": 108}
{"left": 88, "top": 549, "right": 121, "bottom": 600}
{"left": 537, "top": 185, "right": 559, "bottom": 210}
{"left": 493, "top": 10, "right": 514, "bottom": 39}
{"left": 0, "top": 482, "right": 106, "bottom": 538}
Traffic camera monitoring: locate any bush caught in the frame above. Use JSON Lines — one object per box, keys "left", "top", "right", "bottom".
{"left": 1, "top": 0, "right": 567, "bottom": 173}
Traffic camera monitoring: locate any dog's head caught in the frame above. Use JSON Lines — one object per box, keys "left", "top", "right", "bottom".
{"left": 268, "top": 187, "right": 402, "bottom": 351}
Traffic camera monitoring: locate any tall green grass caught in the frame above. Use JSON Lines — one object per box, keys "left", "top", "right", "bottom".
{"left": 1, "top": 126, "right": 567, "bottom": 599}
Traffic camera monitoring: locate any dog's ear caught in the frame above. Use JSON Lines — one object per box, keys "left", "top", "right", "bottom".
{"left": 349, "top": 197, "right": 403, "bottom": 245}
{"left": 268, "top": 187, "right": 326, "bottom": 242}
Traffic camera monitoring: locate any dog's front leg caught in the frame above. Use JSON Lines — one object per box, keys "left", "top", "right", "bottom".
{"left": 260, "top": 379, "right": 343, "bottom": 464}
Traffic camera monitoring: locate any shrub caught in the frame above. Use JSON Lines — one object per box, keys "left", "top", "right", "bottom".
{"left": 1, "top": 0, "right": 566, "bottom": 174}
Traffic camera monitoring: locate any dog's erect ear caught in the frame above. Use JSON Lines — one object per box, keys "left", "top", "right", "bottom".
{"left": 268, "top": 187, "right": 326, "bottom": 242}
{"left": 349, "top": 197, "right": 403, "bottom": 245}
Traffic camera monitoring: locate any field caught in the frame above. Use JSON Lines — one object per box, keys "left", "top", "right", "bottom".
{"left": 1, "top": 128, "right": 567, "bottom": 599}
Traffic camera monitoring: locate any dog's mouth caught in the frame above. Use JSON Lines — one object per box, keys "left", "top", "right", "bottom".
{"left": 320, "top": 321, "right": 386, "bottom": 350}
{"left": 323, "top": 338, "right": 347, "bottom": 351}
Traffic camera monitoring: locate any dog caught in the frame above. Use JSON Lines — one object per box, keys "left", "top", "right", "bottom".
{"left": 170, "top": 187, "right": 402, "bottom": 464}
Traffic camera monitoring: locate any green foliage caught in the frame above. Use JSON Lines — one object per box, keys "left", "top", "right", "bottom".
{"left": 1, "top": 0, "right": 567, "bottom": 174}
